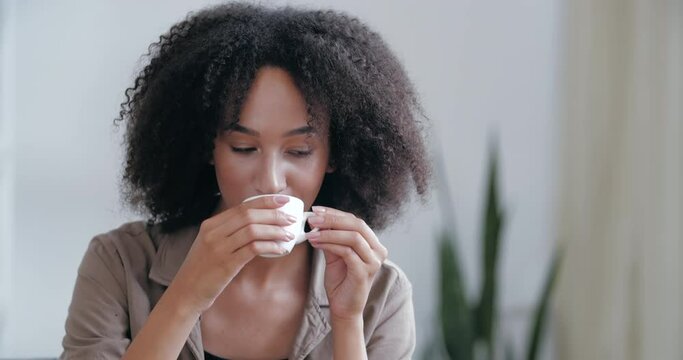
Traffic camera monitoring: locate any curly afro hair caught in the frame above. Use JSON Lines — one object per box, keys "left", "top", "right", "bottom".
{"left": 116, "top": 2, "right": 432, "bottom": 234}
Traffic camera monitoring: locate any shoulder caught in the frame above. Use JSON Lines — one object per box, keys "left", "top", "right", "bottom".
{"left": 371, "top": 259, "right": 413, "bottom": 298}
{"left": 363, "top": 258, "right": 416, "bottom": 355}
{"left": 80, "top": 221, "right": 156, "bottom": 276}
{"left": 363, "top": 258, "right": 414, "bottom": 327}
{"left": 89, "top": 221, "right": 150, "bottom": 249}
{"left": 88, "top": 220, "right": 156, "bottom": 251}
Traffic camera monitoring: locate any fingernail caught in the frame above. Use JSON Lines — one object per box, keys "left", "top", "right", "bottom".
{"left": 285, "top": 214, "right": 297, "bottom": 223}
{"left": 306, "top": 231, "right": 321, "bottom": 240}
{"left": 285, "top": 231, "right": 295, "bottom": 240}
{"left": 311, "top": 206, "right": 326, "bottom": 213}
{"left": 308, "top": 216, "right": 324, "bottom": 225}
{"left": 275, "top": 195, "right": 290, "bottom": 205}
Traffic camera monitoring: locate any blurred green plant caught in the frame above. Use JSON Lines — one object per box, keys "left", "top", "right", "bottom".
{"left": 423, "top": 145, "right": 562, "bottom": 360}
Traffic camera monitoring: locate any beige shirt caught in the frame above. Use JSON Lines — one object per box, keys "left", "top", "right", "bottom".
{"left": 60, "top": 221, "right": 415, "bottom": 359}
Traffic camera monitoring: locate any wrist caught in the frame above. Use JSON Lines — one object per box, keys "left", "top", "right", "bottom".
{"left": 331, "top": 314, "right": 367, "bottom": 359}
{"left": 331, "top": 314, "right": 364, "bottom": 331}
{"left": 164, "top": 280, "right": 207, "bottom": 318}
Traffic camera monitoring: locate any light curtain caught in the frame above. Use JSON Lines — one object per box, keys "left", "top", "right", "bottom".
{"left": 556, "top": 0, "right": 682, "bottom": 359}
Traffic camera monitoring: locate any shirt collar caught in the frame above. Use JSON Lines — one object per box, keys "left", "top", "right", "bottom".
{"left": 146, "top": 223, "right": 331, "bottom": 359}
{"left": 147, "top": 223, "right": 200, "bottom": 287}
{"left": 288, "top": 246, "right": 332, "bottom": 359}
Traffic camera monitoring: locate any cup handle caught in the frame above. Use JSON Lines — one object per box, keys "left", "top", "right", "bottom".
{"left": 297, "top": 212, "right": 320, "bottom": 244}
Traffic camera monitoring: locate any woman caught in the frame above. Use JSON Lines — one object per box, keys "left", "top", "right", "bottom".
{"left": 60, "top": 2, "right": 431, "bottom": 359}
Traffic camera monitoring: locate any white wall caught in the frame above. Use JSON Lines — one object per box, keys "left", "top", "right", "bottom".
{"left": 0, "top": 0, "right": 18, "bottom": 354}
{"left": 0, "top": 0, "right": 561, "bottom": 358}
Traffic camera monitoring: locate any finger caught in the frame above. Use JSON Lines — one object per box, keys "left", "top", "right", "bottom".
{"left": 233, "top": 240, "right": 289, "bottom": 264}
{"left": 311, "top": 242, "right": 366, "bottom": 273}
{"left": 311, "top": 205, "right": 356, "bottom": 218}
{"left": 227, "top": 224, "right": 294, "bottom": 253}
{"left": 316, "top": 243, "right": 375, "bottom": 280}
{"left": 201, "top": 194, "right": 291, "bottom": 232}
{"left": 307, "top": 214, "right": 387, "bottom": 260}
{"left": 307, "top": 212, "right": 358, "bottom": 230}
{"left": 309, "top": 230, "right": 380, "bottom": 268}
{"left": 209, "top": 208, "right": 296, "bottom": 241}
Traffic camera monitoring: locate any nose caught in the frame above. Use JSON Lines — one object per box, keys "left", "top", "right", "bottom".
{"left": 256, "top": 153, "right": 287, "bottom": 195}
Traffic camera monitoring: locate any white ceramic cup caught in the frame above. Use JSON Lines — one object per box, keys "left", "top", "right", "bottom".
{"left": 242, "top": 194, "right": 319, "bottom": 258}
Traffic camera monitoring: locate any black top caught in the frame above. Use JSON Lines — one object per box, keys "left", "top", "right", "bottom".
{"left": 204, "top": 350, "right": 287, "bottom": 360}
{"left": 204, "top": 351, "right": 229, "bottom": 360}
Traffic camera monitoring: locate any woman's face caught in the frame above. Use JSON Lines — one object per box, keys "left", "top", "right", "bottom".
{"left": 212, "top": 66, "right": 332, "bottom": 212}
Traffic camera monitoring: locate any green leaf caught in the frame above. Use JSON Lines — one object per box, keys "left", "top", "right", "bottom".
{"left": 421, "top": 339, "right": 440, "bottom": 360}
{"left": 525, "top": 248, "right": 564, "bottom": 360}
{"left": 474, "top": 145, "right": 505, "bottom": 357}
{"left": 505, "top": 341, "right": 517, "bottom": 360}
{"left": 439, "top": 230, "right": 473, "bottom": 360}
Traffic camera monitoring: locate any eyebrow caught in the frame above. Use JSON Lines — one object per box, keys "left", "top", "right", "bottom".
{"left": 228, "top": 123, "right": 316, "bottom": 137}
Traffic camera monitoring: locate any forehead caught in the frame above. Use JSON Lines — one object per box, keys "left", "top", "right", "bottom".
{"left": 225, "top": 66, "right": 329, "bottom": 134}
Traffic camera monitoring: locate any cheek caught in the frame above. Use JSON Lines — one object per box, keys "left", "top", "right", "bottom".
{"left": 212, "top": 146, "right": 252, "bottom": 204}
{"left": 291, "top": 154, "right": 330, "bottom": 208}
{"left": 215, "top": 160, "right": 247, "bottom": 185}
{"left": 288, "top": 162, "right": 325, "bottom": 184}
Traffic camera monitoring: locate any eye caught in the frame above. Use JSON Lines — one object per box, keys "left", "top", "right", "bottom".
{"left": 231, "top": 147, "right": 257, "bottom": 154}
{"left": 288, "top": 149, "right": 313, "bottom": 158}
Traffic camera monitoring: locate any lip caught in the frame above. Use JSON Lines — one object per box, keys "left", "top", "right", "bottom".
{"left": 242, "top": 193, "right": 299, "bottom": 203}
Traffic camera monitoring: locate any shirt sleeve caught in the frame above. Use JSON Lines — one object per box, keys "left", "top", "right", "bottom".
{"left": 366, "top": 274, "right": 416, "bottom": 360}
{"left": 59, "top": 235, "right": 131, "bottom": 360}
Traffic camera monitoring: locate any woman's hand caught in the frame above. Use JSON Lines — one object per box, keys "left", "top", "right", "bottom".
{"left": 305, "top": 206, "right": 388, "bottom": 321}
{"left": 170, "top": 195, "right": 297, "bottom": 313}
